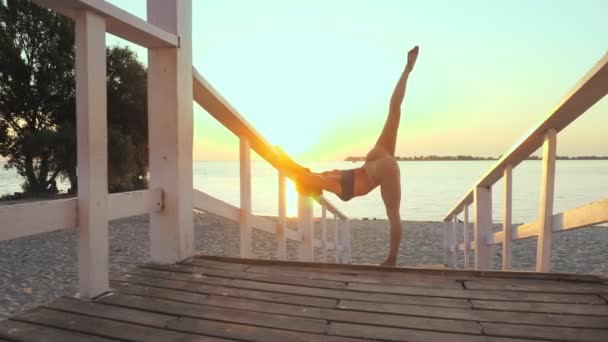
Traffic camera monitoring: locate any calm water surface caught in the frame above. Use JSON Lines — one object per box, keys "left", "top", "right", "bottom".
{"left": 2, "top": 160, "right": 606, "bottom": 223}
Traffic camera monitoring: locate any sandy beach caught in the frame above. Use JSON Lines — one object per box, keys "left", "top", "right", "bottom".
{"left": 1, "top": 212, "right": 607, "bottom": 319}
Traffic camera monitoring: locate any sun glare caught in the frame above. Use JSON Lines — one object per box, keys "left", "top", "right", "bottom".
{"left": 285, "top": 179, "right": 299, "bottom": 217}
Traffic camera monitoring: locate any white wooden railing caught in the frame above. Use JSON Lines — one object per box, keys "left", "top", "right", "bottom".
{"left": 0, "top": 0, "right": 350, "bottom": 300}
{"left": 443, "top": 52, "right": 608, "bottom": 272}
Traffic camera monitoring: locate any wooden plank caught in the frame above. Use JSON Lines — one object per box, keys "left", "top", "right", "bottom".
{"left": 45, "top": 297, "right": 175, "bottom": 327}
{"left": 167, "top": 263, "right": 350, "bottom": 289}
{"left": 474, "top": 186, "right": 491, "bottom": 270}
{"left": 112, "top": 273, "right": 338, "bottom": 308}
{"left": 186, "top": 256, "right": 250, "bottom": 271}
{"left": 0, "top": 198, "right": 77, "bottom": 241}
{"left": 193, "top": 189, "right": 239, "bottom": 221}
{"left": 298, "top": 194, "right": 314, "bottom": 261}
{"left": 463, "top": 279, "right": 608, "bottom": 294}
{"left": 239, "top": 137, "right": 252, "bottom": 258}
{"left": 491, "top": 198, "right": 608, "bottom": 245}
{"left": 98, "top": 293, "right": 329, "bottom": 333}
{"left": 329, "top": 322, "right": 545, "bottom": 342}
{"left": 194, "top": 255, "right": 605, "bottom": 282}
{"left": 451, "top": 216, "right": 458, "bottom": 268}
{"left": 13, "top": 307, "right": 227, "bottom": 341}
{"left": 169, "top": 317, "right": 365, "bottom": 342}
{"left": 147, "top": 0, "right": 195, "bottom": 264}
{"left": 75, "top": 8, "right": 109, "bottom": 299}
{"left": 0, "top": 319, "right": 116, "bottom": 342}
{"left": 277, "top": 172, "right": 287, "bottom": 259}
{"left": 444, "top": 52, "right": 608, "bottom": 221}
{"left": 481, "top": 322, "right": 608, "bottom": 342}
{"left": 502, "top": 165, "right": 513, "bottom": 270}
{"left": 108, "top": 189, "right": 163, "bottom": 220}
{"left": 554, "top": 197, "right": 608, "bottom": 231}
{"left": 347, "top": 282, "right": 605, "bottom": 304}
{"left": 338, "top": 299, "right": 608, "bottom": 328}
{"left": 244, "top": 264, "right": 464, "bottom": 288}
{"left": 537, "top": 128, "right": 557, "bottom": 272}
{"left": 111, "top": 281, "right": 210, "bottom": 304}
{"left": 334, "top": 215, "right": 341, "bottom": 263}
{"left": 443, "top": 220, "right": 450, "bottom": 265}
{"left": 198, "top": 296, "right": 481, "bottom": 334}
{"left": 32, "top": 0, "right": 178, "bottom": 48}
{"left": 471, "top": 299, "right": 608, "bottom": 316}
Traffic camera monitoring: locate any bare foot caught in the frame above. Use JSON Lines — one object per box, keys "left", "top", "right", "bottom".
{"left": 380, "top": 257, "right": 397, "bottom": 267}
{"left": 404, "top": 46, "right": 419, "bottom": 73}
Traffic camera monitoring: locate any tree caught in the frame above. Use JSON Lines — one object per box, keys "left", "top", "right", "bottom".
{"left": 0, "top": 0, "right": 148, "bottom": 195}
{"left": 0, "top": 0, "right": 75, "bottom": 193}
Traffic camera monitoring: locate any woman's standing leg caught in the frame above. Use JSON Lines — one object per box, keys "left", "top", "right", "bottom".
{"left": 377, "top": 158, "right": 402, "bottom": 266}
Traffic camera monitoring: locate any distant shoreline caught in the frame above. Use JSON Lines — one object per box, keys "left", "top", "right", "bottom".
{"left": 344, "top": 156, "right": 608, "bottom": 162}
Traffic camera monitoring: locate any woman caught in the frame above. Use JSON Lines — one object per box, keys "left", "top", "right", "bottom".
{"left": 276, "top": 46, "right": 419, "bottom": 266}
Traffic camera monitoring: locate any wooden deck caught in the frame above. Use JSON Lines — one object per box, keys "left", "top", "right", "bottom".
{"left": 1, "top": 255, "right": 607, "bottom": 342}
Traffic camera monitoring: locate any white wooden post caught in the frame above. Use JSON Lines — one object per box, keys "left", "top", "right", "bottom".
{"left": 321, "top": 204, "right": 328, "bottom": 263}
{"left": 442, "top": 220, "right": 450, "bottom": 266}
{"left": 334, "top": 214, "right": 341, "bottom": 263}
{"left": 474, "top": 186, "right": 492, "bottom": 271}
{"left": 343, "top": 218, "right": 352, "bottom": 264}
{"left": 239, "top": 138, "right": 252, "bottom": 258}
{"left": 75, "top": 9, "right": 109, "bottom": 299}
{"left": 463, "top": 205, "right": 470, "bottom": 270}
{"left": 148, "top": 0, "right": 194, "bottom": 263}
{"left": 536, "top": 129, "right": 557, "bottom": 272}
{"left": 451, "top": 215, "right": 458, "bottom": 268}
{"left": 503, "top": 165, "right": 513, "bottom": 270}
{"left": 297, "top": 194, "right": 314, "bottom": 261}
{"left": 277, "top": 172, "right": 287, "bottom": 260}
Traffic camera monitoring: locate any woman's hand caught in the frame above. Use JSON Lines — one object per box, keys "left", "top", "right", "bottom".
{"left": 404, "top": 46, "right": 419, "bottom": 73}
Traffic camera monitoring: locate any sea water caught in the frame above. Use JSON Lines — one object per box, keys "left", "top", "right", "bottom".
{"left": 3, "top": 160, "right": 604, "bottom": 224}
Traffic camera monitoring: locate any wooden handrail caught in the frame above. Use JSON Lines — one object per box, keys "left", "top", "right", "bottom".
{"left": 444, "top": 52, "right": 608, "bottom": 221}
{"left": 31, "top": 0, "right": 179, "bottom": 48}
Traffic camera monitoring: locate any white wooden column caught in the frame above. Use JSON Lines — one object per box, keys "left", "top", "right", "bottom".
{"left": 442, "top": 220, "right": 450, "bottom": 266}
{"left": 334, "top": 214, "right": 341, "bottom": 263}
{"left": 321, "top": 205, "right": 328, "bottom": 263}
{"left": 297, "top": 194, "right": 314, "bottom": 261}
{"left": 503, "top": 165, "right": 513, "bottom": 270}
{"left": 147, "top": 0, "right": 194, "bottom": 263}
{"left": 277, "top": 172, "right": 287, "bottom": 260}
{"left": 239, "top": 138, "right": 252, "bottom": 258}
{"left": 536, "top": 129, "right": 557, "bottom": 272}
{"left": 451, "top": 215, "right": 458, "bottom": 268}
{"left": 343, "top": 218, "right": 352, "bottom": 264}
{"left": 463, "top": 205, "right": 470, "bottom": 269}
{"left": 474, "top": 186, "right": 492, "bottom": 271}
{"left": 75, "top": 9, "right": 108, "bottom": 299}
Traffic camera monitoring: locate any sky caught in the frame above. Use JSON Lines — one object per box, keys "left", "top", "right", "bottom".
{"left": 106, "top": 0, "right": 608, "bottom": 162}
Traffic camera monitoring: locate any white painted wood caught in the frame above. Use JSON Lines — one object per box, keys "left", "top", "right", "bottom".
{"left": 32, "top": 0, "right": 178, "bottom": 48}
{"left": 0, "top": 199, "right": 78, "bottom": 241}
{"left": 553, "top": 197, "right": 608, "bottom": 231}
{"left": 321, "top": 204, "right": 328, "bottom": 263}
{"left": 503, "top": 165, "right": 513, "bottom": 270}
{"left": 463, "top": 205, "right": 470, "bottom": 270}
{"left": 74, "top": 9, "right": 108, "bottom": 299}
{"left": 491, "top": 197, "right": 608, "bottom": 245}
{"left": 316, "top": 196, "right": 347, "bottom": 219}
{"left": 442, "top": 220, "right": 450, "bottom": 266}
{"left": 536, "top": 129, "right": 557, "bottom": 272}
{"left": 277, "top": 172, "right": 287, "bottom": 260}
{"left": 147, "top": 0, "right": 194, "bottom": 264}
{"left": 334, "top": 214, "right": 341, "bottom": 263}
{"left": 444, "top": 52, "right": 608, "bottom": 221}
{"left": 474, "top": 186, "right": 492, "bottom": 271}
{"left": 297, "top": 194, "right": 314, "bottom": 261}
{"left": 108, "top": 189, "right": 163, "bottom": 221}
{"left": 451, "top": 216, "right": 458, "bottom": 268}
{"left": 239, "top": 138, "right": 252, "bottom": 258}
{"left": 343, "top": 218, "right": 352, "bottom": 264}
{"left": 458, "top": 241, "right": 475, "bottom": 252}
{"left": 193, "top": 189, "right": 239, "bottom": 221}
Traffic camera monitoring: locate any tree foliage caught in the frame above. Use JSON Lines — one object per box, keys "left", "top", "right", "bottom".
{"left": 0, "top": 0, "right": 148, "bottom": 195}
